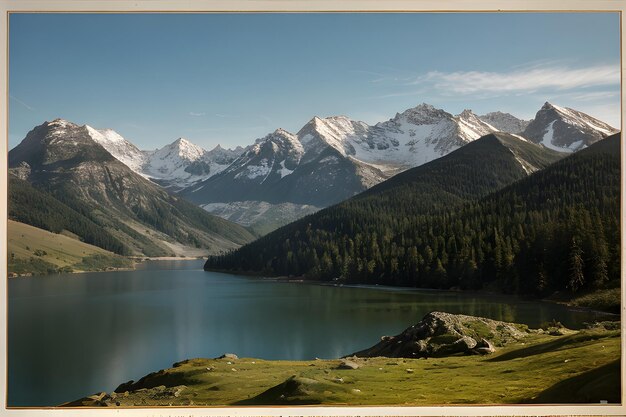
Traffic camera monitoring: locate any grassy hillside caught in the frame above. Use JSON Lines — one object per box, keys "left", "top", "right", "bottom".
{"left": 7, "top": 220, "right": 133, "bottom": 276}
{"left": 8, "top": 175, "right": 130, "bottom": 255}
{"left": 65, "top": 326, "right": 620, "bottom": 406}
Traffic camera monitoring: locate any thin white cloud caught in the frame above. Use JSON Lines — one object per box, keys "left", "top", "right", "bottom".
{"left": 564, "top": 91, "right": 619, "bottom": 102}
{"left": 10, "top": 95, "right": 34, "bottom": 111}
{"left": 189, "top": 111, "right": 206, "bottom": 117}
{"left": 411, "top": 64, "right": 619, "bottom": 95}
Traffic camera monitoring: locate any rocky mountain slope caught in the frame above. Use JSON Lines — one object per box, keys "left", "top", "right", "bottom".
{"left": 8, "top": 119, "right": 256, "bottom": 257}
{"left": 479, "top": 111, "right": 530, "bottom": 133}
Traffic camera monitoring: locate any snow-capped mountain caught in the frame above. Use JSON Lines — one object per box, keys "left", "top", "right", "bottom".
{"left": 295, "top": 105, "right": 499, "bottom": 175}
{"left": 479, "top": 111, "right": 530, "bottom": 134}
{"left": 143, "top": 138, "right": 243, "bottom": 190}
{"left": 183, "top": 103, "right": 501, "bottom": 211}
{"left": 86, "top": 124, "right": 244, "bottom": 190}
{"left": 182, "top": 128, "right": 313, "bottom": 203}
{"left": 14, "top": 101, "right": 616, "bottom": 235}
{"left": 522, "top": 102, "right": 618, "bottom": 152}
{"left": 85, "top": 125, "right": 148, "bottom": 173}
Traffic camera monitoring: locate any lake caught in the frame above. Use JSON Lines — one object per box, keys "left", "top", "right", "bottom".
{"left": 7, "top": 260, "right": 616, "bottom": 407}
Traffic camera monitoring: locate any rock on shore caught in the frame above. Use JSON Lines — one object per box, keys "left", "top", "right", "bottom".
{"left": 349, "top": 311, "right": 531, "bottom": 358}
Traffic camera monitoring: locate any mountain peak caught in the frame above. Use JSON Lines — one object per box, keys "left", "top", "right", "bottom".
{"left": 47, "top": 118, "right": 77, "bottom": 129}
{"left": 273, "top": 127, "right": 293, "bottom": 136}
{"left": 172, "top": 137, "right": 192, "bottom": 146}
{"left": 398, "top": 103, "right": 451, "bottom": 125}
{"left": 523, "top": 102, "right": 618, "bottom": 152}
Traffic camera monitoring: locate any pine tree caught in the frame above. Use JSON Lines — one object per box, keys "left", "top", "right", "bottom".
{"left": 567, "top": 237, "right": 585, "bottom": 292}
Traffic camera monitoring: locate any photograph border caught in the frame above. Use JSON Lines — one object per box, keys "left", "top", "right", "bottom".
{"left": 0, "top": 1, "right": 624, "bottom": 416}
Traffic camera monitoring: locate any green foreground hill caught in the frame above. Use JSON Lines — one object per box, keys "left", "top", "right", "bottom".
{"left": 66, "top": 318, "right": 620, "bottom": 407}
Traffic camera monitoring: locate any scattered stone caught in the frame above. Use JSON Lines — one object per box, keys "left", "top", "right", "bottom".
{"left": 406, "top": 369, "right": 414, "bottom": 373}
{"left": 173, "top": 387, "right": 184, "bottom": 398}
{"left": 231, "top": 368, "right": 237, "bottom": 372}
{"left": 88, "top": 392, "right": 107, "bottom": 402}
{"left": 337, "top": 360, "right": 360, "bottom": 370}
{"left": 352, "top": 389, "right": 361, "bottom": 393}
{"left": 218, "top": 353, "right": 238, "bottom": 360}
{"left": 206, "top": 367, "right": 214, "bottom": 372}
{"left": 227, "top": 361, "right": 232, "bottom": 365}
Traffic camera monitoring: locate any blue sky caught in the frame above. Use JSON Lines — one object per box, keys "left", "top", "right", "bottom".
{"left": 9, "top": 12, "right": 621, "bottom": 150}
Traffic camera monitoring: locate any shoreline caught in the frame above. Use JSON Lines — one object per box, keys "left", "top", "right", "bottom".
{"left": 137, "top": 256, "right": 204, "bottom": 261}
{"left": 8, "top": 256, "right": 205, "bottom": 278}
{"left": 210, "top": 270, "right": 620, "bottom": 319}
{"left": 10, "top": 262, "right": 620, "bottom": 318}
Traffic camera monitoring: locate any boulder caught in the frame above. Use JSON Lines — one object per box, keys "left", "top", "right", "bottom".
{"left": 217, "top": 353, "right": 238, "bottom": 360}
{"left": 348, "top": 311, "right": 529, "bottom": 358}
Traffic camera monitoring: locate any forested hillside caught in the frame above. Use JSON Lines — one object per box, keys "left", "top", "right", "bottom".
{"left": 205, "top": 132, "right": 616, "bottom": 298}
{"left": 8, "top": 174, "right": 130, "bottom": 255}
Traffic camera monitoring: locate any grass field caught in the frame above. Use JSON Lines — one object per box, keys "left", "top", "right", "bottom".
{"left": 7, "top": 220, "right": 133, "bottom": 275}
{"left": 67, "top": 327, "right": 620, "bottom": 407}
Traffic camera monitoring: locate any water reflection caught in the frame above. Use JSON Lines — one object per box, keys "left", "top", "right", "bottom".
{"left": 8, "top": 261, "right": 616, "bottom": 406}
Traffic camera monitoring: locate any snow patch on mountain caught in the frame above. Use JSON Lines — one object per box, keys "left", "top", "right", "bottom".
{"left": 238, "top": 159, "right": 271, "bottom": 180}
{"left": 86, "top": 125, "right": 148, "bottom": 173}
{"left": 202, "top": 200, "right": 321, "bottom": 234}
{"left": 277, "top": 160, "right": 294, "bottom": 178}
{"left": 540, "top": 121, "right": 567, "bottom": 152}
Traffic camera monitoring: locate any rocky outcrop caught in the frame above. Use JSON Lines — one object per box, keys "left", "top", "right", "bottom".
{"left": 349, "top": 311, "right": 530, "bottom": 358}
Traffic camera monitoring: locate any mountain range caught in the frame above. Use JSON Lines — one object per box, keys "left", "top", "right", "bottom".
{"left": 8, "top": 101, "right": 618, "bottom": 243}
{"left": 44, "top": 102, "right": 615, "bottom": 233}
{"left": 205, "top": 131, "right": 620, "bottom": 297}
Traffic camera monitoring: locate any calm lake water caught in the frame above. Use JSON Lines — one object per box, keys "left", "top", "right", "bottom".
{"left": 8, "top": 260, "right": 616, "bottom": 406}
